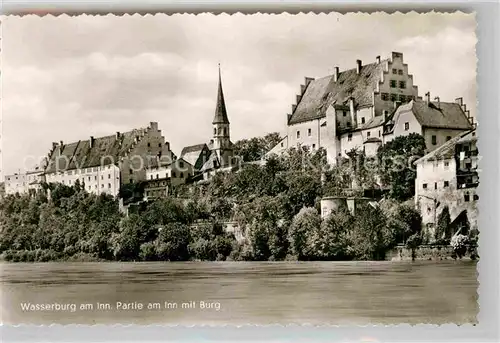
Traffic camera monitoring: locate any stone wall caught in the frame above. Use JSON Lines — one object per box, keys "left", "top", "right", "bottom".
{"left": 386, "top": 244, "right": 477, "bottom": 261}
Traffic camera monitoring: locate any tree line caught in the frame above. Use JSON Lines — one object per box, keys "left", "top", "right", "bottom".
{"left": 0, "top": 133, "right": 430, "bottom": 262}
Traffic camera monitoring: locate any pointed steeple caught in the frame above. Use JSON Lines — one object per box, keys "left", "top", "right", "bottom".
{"left": 213, "top": 64, "right": 230, "bottom": 124}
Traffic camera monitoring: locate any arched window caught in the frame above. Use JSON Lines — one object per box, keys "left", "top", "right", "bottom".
{"left": 218, "top": 127, "right": 221, "bottom": 135}
{"left": 214, "top": 128, "right": 217, "bottom": 135}
{"left": 223, "top": 128, "right": 227, "bottom": 136}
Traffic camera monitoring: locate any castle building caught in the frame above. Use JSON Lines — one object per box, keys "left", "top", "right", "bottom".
{"left": 143, "top": 157, "right": 194, "bottom": 201}
{"left": 4, "top": 166, "right": 45, "bottom": 196}
{"left": 268, "top": 52, "right": 473, "bottom": 163}
{"left": 414, "top": 129, "right": 478, "bottom": 241}
{"left": 42, "top": 122, "right": 174, "bottom": 197}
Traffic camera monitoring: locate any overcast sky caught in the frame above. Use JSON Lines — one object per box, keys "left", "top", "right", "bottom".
{"left": 1, "top": 12, "right": 476, "bottom": 178}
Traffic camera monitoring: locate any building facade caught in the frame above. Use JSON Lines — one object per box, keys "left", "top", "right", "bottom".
{"left": 268, "top": 52, "right": 473, "bottom": 164}
{"left": 414, "top": 129, "right": 478, "bottom": 241}
{"left": 43, "top": 122, "right": 174, "bottom": 197}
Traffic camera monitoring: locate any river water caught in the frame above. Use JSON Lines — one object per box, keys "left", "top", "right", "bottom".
{"left": 0, "top": 261, "right": 477, "bottom": 325}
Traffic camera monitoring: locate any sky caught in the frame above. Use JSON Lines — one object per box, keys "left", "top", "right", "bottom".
{"left": 1, "top": 12, "right": 477, "bottom": 178}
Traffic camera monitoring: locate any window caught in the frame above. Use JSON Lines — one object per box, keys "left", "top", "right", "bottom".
{"left": 95, "top": 176, "right": 97, "bottom": 181}
{"left": 399, "top": 81, "right": 406, "bottom": 89}
{"left": 367, "top": 131, "right": 371, "bottom": 138}
{"left": 95, "top": 185, "right": 98, "bottom": 189}
{"left": 464, "top": 193, "right": 470, "bottom": 202}
{"left": 214, "top": 128, "right": 216, "bottom": 135}
{"left": 473, "top": 194, "right": 479, "bottom": 201}
{"left": 101, "top": 184, "right": 104, "bottom": 188}
{"left": 390, "top": 80, "right": 397, "bottom": 88}
{"left": 312, "top": 144, "right": 316, "bottom": 149}
{"left": 431, "top": 135, "right": 437, "bottom": 145}
{"left": 390, "top": 93, "right": 397, "bottom": 102}
{"left": 158, "top": 143, "right": 162, "bottom": 148}
{"left": 156, "top": 174, "right": 159, "bottom": 179}
{"left": 172, "top": 171, "right": 177, "bottom": 178}
{"left": 223, "top": 128, "right": 227, "bottom": 136}
{"left": 398, "top": 69, "right": 403, "bottom": 75}
{"left": 296, "top": 131, "right": 300, "bottom": 139}
{"left": 129, "top": 169, "right": 133, "bottom": 175}
{"left": 404, "top": 122, "right": 409, "bottom": 131}
{"left": 361, "top": 117, "right": 365, "bottom": 124}
{"left": 108, "top": 183, "right": 111, "bottom": 189}
{"left": 88, "top": 176, "right": 91, "bottom": 181}
{"left": 444, "top": 181, "right": 449, "bottom": 188}
{"left": 69, "top": 180, "right": 72, "bottom": 185}
{"left": 180, "top": 172, "right": 184, "bottom": 178}
{"left": 434, "top": 182, "right": 438, "bottom": 190}
{"left": 399, "top": 94, "right": 406, "bottom": 102}
{"left": 101, "top": 175, "right": 104, "bottom": 180}
{"left": 423, "top": 183, "right": 428, "bottom": 189}
{"left": 392, "top": 68, "right": 397, "bottom": 74}
{"left": 381, "top": 93, "right": 389, "bottom": 101}
{"left": 446, "top": 136, "right": 452, "bottom": 141}
{"left": 218, "top": 128, "right": 221, "bottom": 134}
{"left": 347, "top": 122, "right": 352, "bottom": 127}
{"left": 150, "top": 175, "right": 153, "bottom": 180}
{"left": 108, "top": 174, "right": 111, "bottom": 179}
{"left": 378, "top": 130, "right": 381, "bottom": 137}
{"left": 88, "top": 186, "right": 91, "bottom": 190}
{"left": 179, "top": 161, "right": 184, "bottom": 168}
{"left": 348, "top": 133, "right": 353, "bottom": 142}
{"left": 147, "top": 142, "right": 151, "bottom": 147}
{"left": 343, "top": 111, "right": 347, "bottom": 117}
{"left": 129, "top": 179, "right": 133, "bottom": 184}
{"left": 280, "top": 142, "right": 284, "bottom": 148}
{"left": 444, "top": 161, "right": 450, "bottom": 169}
{"left": 308, "top": 128, "right": 312, "bottom": 136}
{"left": 466, "top": 162, "right": 472, "bottom": 169}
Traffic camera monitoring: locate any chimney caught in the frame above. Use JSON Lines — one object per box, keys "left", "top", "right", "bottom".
{"left": 455, "top": 97, "right": 463, "bottom": 106}
{"left": 333, "top": 67, "right": 340, "bottom": 82}
{"left": 356, "top": 60, "right": 362, "bottom": 74}
{"left": 305, "top": 77, "right": 314, "bottom": 86}
{"left": 434, "top": 96, "right": 440, "bottom": 109}
{"left": 383, "top": 110, "right": 389, "bottom": 122}
{"left": 90, "top": 136, "right": 95, "bottom": 148}
{"left": 425, "top": 92, "right": 430, "bottom": 105}
{"left": 116, "top": 132, "right": 121, "bottom": 139}
{"left": 376, "top": 56, "right": 381, "bottom": 64}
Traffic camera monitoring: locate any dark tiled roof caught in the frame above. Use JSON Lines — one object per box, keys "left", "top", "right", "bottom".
{"left": 45, "top": 127, "right": 154, "bottom": 173}
{"left": 201, "top": 152, "right": 220, "bottom": 172}
{"left": 288, "top": 59, "right": 389, "bottom": 125}
{"left": 416, "top": 129, "right": 476, "bottom": 163}
{"left": 180, "top": 143, "right": 210, "bottom": 170}
{"left": 181, "top": 143, "right": 208, "bottom": 156}
{"left": 213, "top": 68, "right": 229, "bottom": 124}
{"left": 406, "top": 100, "right": 472, "bottom": 130}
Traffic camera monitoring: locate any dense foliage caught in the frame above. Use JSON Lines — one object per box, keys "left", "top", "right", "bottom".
{"left": 1, "top": 133, "right": 434, "bottom": 262}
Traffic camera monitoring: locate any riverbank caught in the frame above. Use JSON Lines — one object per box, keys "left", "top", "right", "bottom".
{"left": 387, "top": 244, "right": 478, "bottom": 261}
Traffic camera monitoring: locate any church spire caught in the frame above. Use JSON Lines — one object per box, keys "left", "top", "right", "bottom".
{"left": 213, "top": 64, "right": 230, "bottom": 124}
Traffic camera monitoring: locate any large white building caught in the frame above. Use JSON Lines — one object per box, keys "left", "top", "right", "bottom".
{"left": 268, "top": 52, "right": 474, "bottom": 164}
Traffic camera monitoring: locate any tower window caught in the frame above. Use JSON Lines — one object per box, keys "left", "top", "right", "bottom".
{"left": 361, "top": 117, "right": 365, "bottom": 124}
{"left": 404, "top": 122, "right": 409, "bottom": 131}
{"left": 432, "top": 135, "right": 437, "bottom": 145}
{"left": 172, "top": 171, "right": 177, "bottom": 178}
{"left": 223, "top": 128, "right": 227, "bottom": 136}
{"left": 308, "top": 128, "right": 312, "bottom": 136}
{"left": 296, "top": 131, "right": 300, "bottom": 139}
{"left": 180, "top": 172, "right": 184, "bottom": 178}
{"left": 214, "top": 128, "right": 216, "bottom": 135}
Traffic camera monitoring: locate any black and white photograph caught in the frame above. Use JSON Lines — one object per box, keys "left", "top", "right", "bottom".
{"left": 0, "top": 12, "right": 479, "bottom": 325}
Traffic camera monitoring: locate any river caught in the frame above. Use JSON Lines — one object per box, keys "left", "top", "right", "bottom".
{"left": 0, "top": 261, "right": 477, "bottom": 325}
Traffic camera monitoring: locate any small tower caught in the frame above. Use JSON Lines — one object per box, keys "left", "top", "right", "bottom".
{"left": 212, "top": 64, "right": 233, "bottom": 167}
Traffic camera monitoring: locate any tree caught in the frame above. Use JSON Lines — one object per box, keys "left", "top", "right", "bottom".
{"left": 288, "top": 207, "right": 321, "bottom": 260}
{"left": 155, "top": 222, "right": 191, "bottom": 261}
{"left": 435, "top": 206, "right": 451, "bottom": 244}
{"left": 377, "top": 133, "right": 426, "bottom": 201}
{"left": 310, "top": 207, "right": 353, "bottom": 260}
{"left": 233, "top": 132, "right": 282, "bottom": 162}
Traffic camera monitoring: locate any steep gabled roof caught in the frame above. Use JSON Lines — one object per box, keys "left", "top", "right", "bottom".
{"left": 415, "top": 129, "right": 477, "bottom": 163}
{"left": 201, "top": 152, "right": 220, "bottom": 172}
{"left": 180, "top": 143, "right": 210, "bottom": 170}
{"left": 288, "top": 59, "right": 389, "bottom": 125}
{"left": 411, "top": 100, "right": 473, "bottom": 130}
{"left": 45, "top": 127, "right": 154, "bottom": 173}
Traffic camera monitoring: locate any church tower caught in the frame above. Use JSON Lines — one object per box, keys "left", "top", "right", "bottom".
{"left": 212, "top": 65, "right": 233, "bottom": 167}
